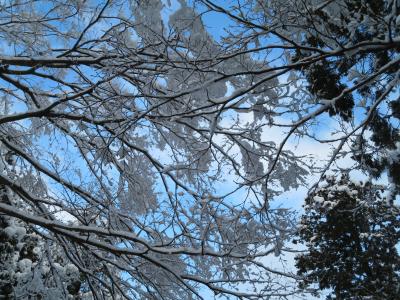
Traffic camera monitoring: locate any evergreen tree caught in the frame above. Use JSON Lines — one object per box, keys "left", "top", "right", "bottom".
{"left": 291, "top": 0, "right": 400, "bottom": 193}
{"left": 0, "top": 152, "right": 83, "bottom": 299}
{"left": 295, "top": 175, "right": 400, "bottom": 299}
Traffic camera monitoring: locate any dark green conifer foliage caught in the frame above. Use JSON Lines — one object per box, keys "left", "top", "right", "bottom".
{"left": 295, "top": 176, "right": 400, "bottom": 299}
{"left": 292, "top": 0, "right": 400, "bottom": 191}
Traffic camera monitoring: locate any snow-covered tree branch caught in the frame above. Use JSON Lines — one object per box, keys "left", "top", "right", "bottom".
{"left": 0, "top": 0, "right": 399, "bottom": 299}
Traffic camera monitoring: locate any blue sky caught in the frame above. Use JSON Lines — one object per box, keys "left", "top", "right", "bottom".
{"left": 2, "top": 1, "right": 398, "bottom": 298}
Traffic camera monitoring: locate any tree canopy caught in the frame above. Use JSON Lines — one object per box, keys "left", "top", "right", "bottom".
{"left": 295, "top": 175, "right": 400, "bottom": 299}
{"left": 0, "top": 0, "right": 399, "bottom": 299}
